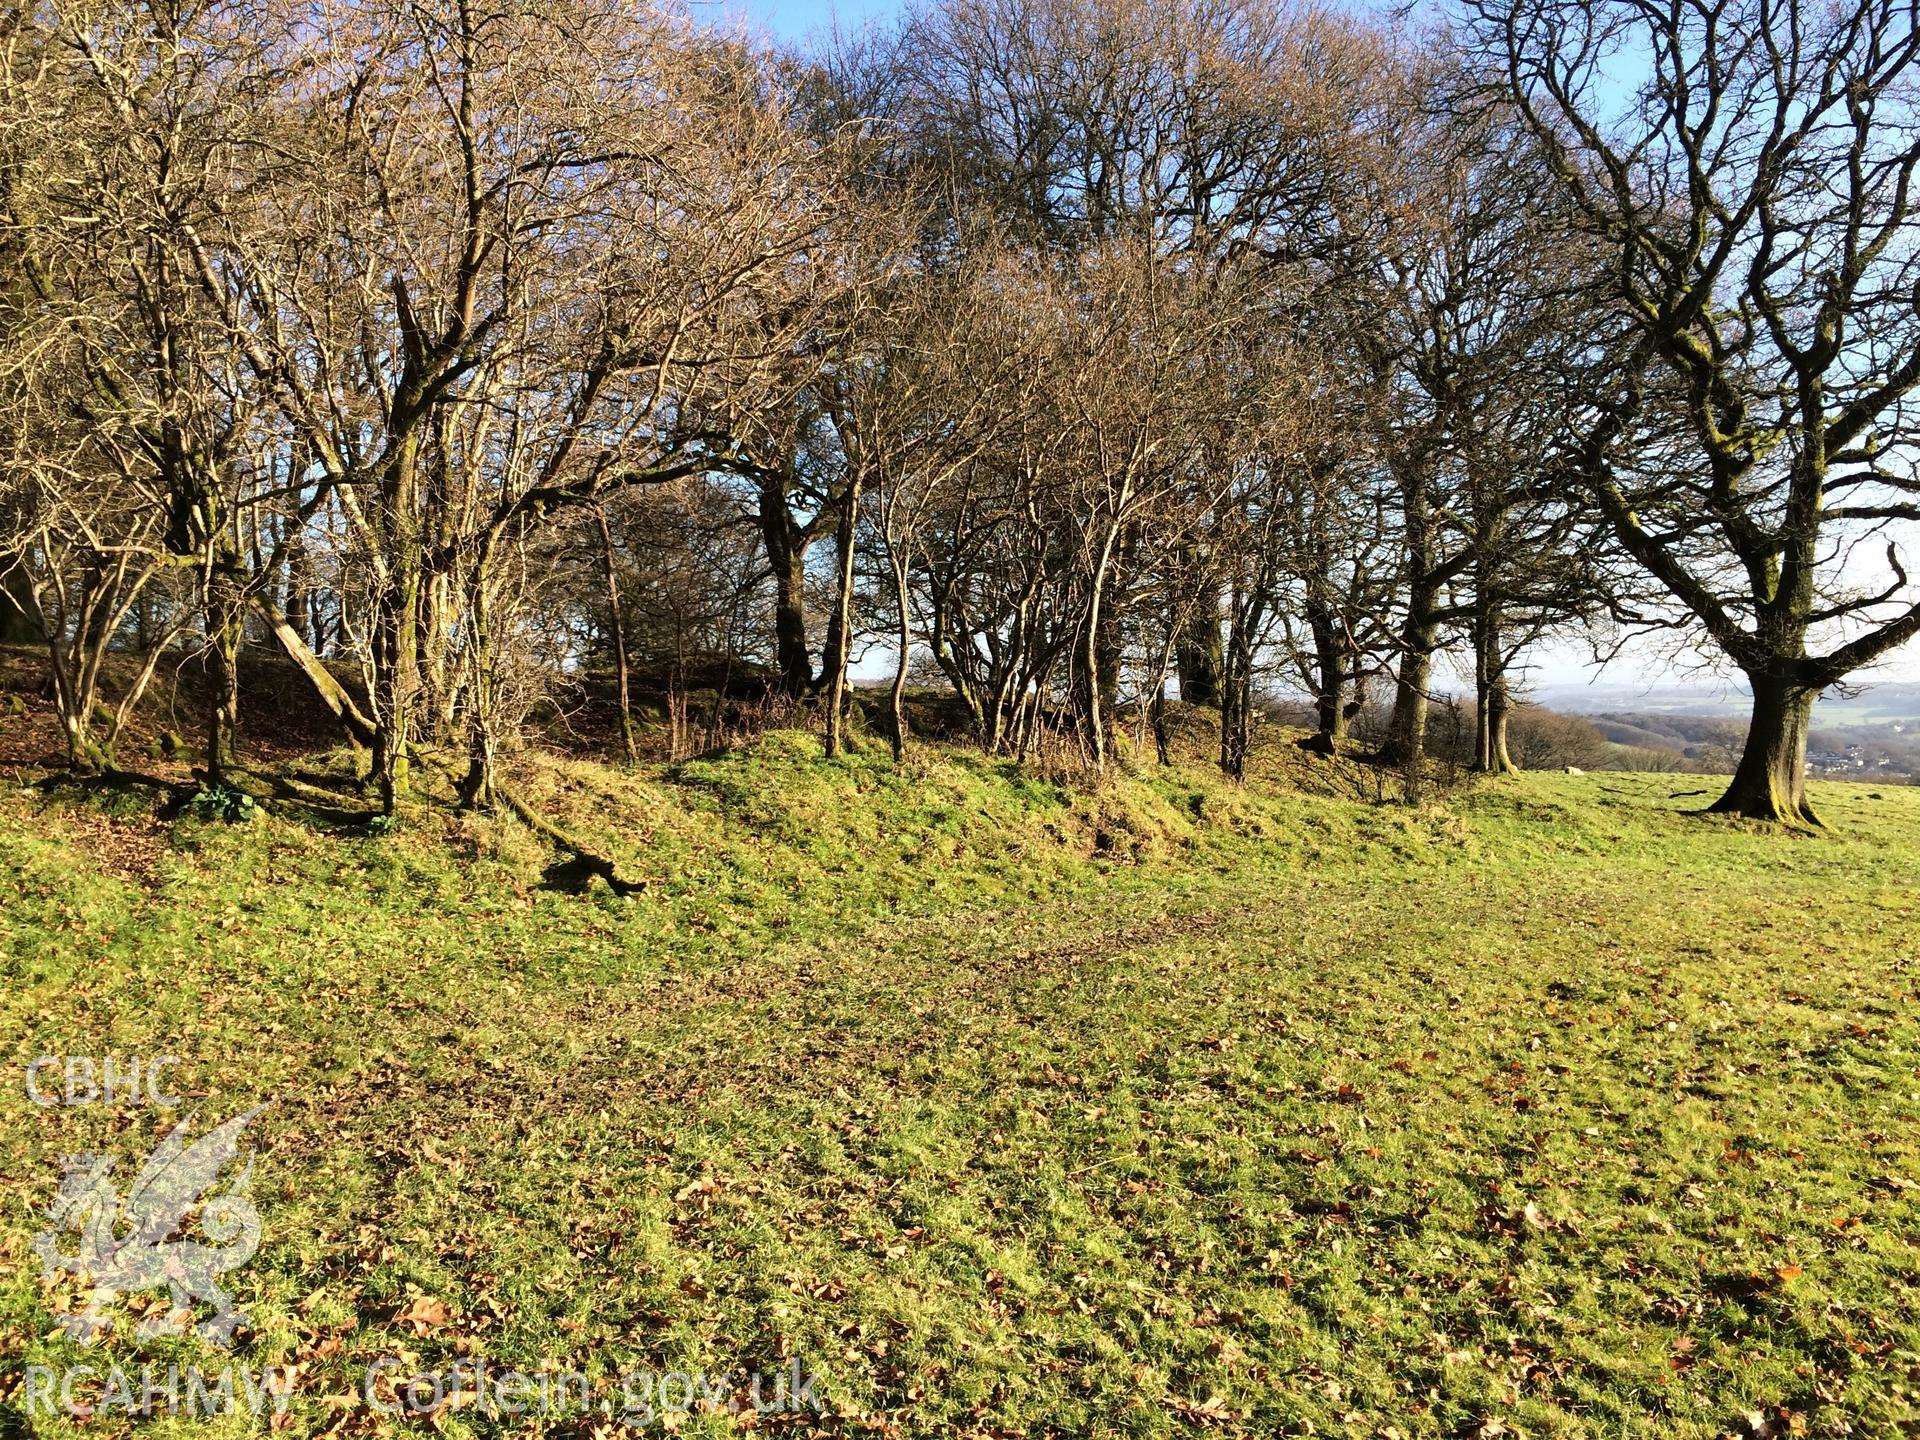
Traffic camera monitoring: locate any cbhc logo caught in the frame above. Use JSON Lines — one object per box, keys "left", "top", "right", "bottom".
{"left": 26, "top": 1056, "right": 182, "bottom": 1108}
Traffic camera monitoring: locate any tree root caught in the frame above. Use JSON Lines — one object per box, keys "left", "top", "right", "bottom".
{"left": 491, "top": 784, "right": 648, "bottom": 895}
{"left": 412, "top": 748, "right": 647, "bottom": 896}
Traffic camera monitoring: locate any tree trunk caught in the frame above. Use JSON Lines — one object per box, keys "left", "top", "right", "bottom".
{"left": 203, "top": 554, "right": 245, "bottom": 784}
{"left": 0, "top": 565, "right": 38, "bottom": 644}
{"left": 1076, "top": 545, "right": 1118, "bottom": 770}
{"left": 1379, "top": 452, "right": 1440, "bottom": 772}
{"left": 1379, "top": 577, "right": 1438, "bottom": 770}
{"left": 1381, "top": 643, "right": 1432, "bottom": 769}
{"left": 43, "top": 628, "right": 107, "bottom": 772}
{"left": 595, "top": 507, "right": 638, "bottom": 763}
{"left": 370, "top": 434, "right": 424, "bottom": 813}
{"left": 757, "top": 471, "right": 814, "bottom": 699}
{"left": 1299, "top": 600, "right": 1349, "bottom": 756}
{"left": 823, "top": 474, "right": 861, "bottom": 758}
{"left": 458, "top": 579, "right": 497, "bottom": 810}
{"left": 1175, "top": 585, "right": 1223, "bottom": 707}
{"left": 1219, "top": 644, "right": 1253, "bottom": 781}
{"left": 1472, "top": 606, "right": 1516, "bottom": 774}
{"left": 1097, "top": 528, "right": 1134, "bottom": 724}
{"left": 1217, "top": 587, "right": 1262, "bottom": 782}
{"left": 419, "top": 570, "right": 457, "bottom": 745}
{"left": 371, "top": 561, "right": 419, "bottom": 813}
{"left": 887, "top": 551, "right": 911, "bottom": 764}
{"left": 770, "top": 536, "right": 811, "bottom": 698}
{"left": 1483, "top": 678, "right": 1514, "bottom": 774}
{"left": 370, "top": 598, "right": 413, "bottom": 812}
{"left": 1708, "top": 674, "right": 1820, "bottom": 825}
{"left": 1150, "top": 681, "right": 1171, "bottom": 765}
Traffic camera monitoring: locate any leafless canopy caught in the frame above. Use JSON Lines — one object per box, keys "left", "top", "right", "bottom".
{"left": 3, "top": 0, "right": 1914, "bottom": 823}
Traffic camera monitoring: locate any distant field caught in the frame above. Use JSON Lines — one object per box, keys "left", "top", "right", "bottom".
{"left": 1, "top": 738, "right": 1917, "bottom": 1438}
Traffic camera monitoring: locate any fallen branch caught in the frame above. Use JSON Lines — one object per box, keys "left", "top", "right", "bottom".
{"left": 250, "top": 594, "right": 375, "bottom": 749}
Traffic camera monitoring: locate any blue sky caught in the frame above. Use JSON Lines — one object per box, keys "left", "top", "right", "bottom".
{"left": 699, "top": 0, "right": 900, "bottom": 44}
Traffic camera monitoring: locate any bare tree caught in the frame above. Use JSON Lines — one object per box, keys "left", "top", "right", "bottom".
{"left": 0, "top": 458, "right": 187, "bottom": 771}
{"left": 1464, "top": 0, "right": 1920, "bottom": 823}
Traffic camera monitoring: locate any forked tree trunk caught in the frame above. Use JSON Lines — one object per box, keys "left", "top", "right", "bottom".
{"left": 44, "top": 625, "right": 111, "bottom": 773}
{"left": 1472, "top": 609, "right": 1516, "bottom": 775}
{"left": 1709, "top": 673, "right": 1820, "bottom": 826}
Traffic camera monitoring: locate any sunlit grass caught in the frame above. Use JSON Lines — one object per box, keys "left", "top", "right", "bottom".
{"left": 1, "top": 737, "right": 1916, "bottom": 1437}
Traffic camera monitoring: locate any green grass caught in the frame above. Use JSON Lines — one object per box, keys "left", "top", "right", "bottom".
{"left": 0, "top": 733, "right": 1917, "bottom": 1438}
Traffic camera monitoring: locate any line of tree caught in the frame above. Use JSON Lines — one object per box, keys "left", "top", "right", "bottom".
{"left": 3, "top": 0, "right": 1917, "bottom": 827}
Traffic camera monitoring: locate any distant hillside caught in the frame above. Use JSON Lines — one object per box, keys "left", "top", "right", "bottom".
{"left": 1587, "top": 711, "right": 1746, "bottom": 754}
{"left": 1536, "top": 677, "right": 1920, "bottom": 726}
{"left": 1569, "top": 707, "right": 1914, "bottom": 779}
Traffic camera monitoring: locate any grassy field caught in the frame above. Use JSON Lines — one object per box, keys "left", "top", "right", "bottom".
{"left": 0, "top": 731, "right": 1917, "bottom": 1438}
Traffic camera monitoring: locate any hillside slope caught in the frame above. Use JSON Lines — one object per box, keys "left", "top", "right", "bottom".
{"left": 1, "top": 741, "right": 1917, "bottom": 1438}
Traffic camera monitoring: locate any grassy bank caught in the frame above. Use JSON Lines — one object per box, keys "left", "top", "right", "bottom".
{"left": 1, "top": 736, "right": 1916, "bottom": 1437}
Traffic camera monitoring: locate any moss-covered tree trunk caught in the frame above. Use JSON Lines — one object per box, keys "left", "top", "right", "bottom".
{"left": 371, "top": 442, "right": 422, "bottom": 815}
{"left": 203, "top": 551, "right": 246, "bottom": 784}
{"left": 1708, "top": 674, "right": 1819, "bottom": 826}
